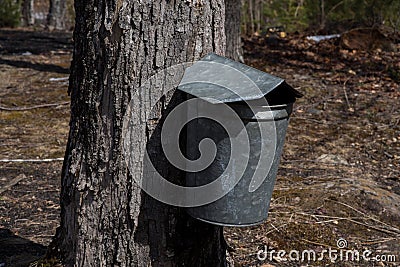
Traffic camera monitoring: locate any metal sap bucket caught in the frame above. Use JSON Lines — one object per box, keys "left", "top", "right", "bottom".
{"left": 185, "top": 101, "right": 293, "bottom": 226}
{"left": 177, "top": 53, "right": 301, "bottom": 226}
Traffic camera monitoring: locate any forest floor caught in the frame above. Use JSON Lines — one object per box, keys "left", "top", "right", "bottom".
{"left": 0, "top": 28, "right": 399, "bottom": 266}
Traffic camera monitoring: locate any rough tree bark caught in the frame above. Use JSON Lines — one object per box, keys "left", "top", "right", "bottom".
{"left": 50, "top": 0, "right": 230, "bottom": 266}
{"left": 21, "top": 0, "right": 34, "bottom": 26}
{"left": 225, "top": 0, "right": 243, "bottom": 62}
{"left": 47, "top": 0, "right": 66, "bottom": 30}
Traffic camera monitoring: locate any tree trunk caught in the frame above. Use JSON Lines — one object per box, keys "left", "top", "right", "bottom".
{"left": 254, "top": 0, "right": 261, "bottom": 33}
{"left": 225, "top": 0, "right": 243, "bottom": 62}
{"left": 249, "top": 0, "right": 255, "bottom": 34}
{"left": 21, "top": 0, "right": 34, "bottom": 26}
{"left": 51, "top": 0, "right": 229, "bottom": 266}
{"left": 319, "top": 0, "right": 326, "bottom": 31}
{"left": 47, "top": 0, "right": 66, "bottom": 30}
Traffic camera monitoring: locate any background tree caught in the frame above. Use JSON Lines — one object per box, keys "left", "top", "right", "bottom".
{"left": 21, "top": 0, "right": 34, "bottom": 26}
{"left": 47, "top": 0, "right": 66, "bottom": 30}
{"left": 49, "top": 0, "right": 231, "bottom": 266}
{"left": 241, "top": 0, "right": 400, "bottom": 35}
{"left": 242, "top": 0, "right": 264, "bottom": 35}
{"left": 225, "top": 0, "right": 243, "bottom": 61}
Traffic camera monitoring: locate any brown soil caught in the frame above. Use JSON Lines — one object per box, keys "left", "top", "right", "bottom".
{"left": 225, "top": 34, "right": 400, "bottom": 266}
{"left": 0, "top": 29, "right": 399, "bottom": 266}
{"left": 0, "top": 28, "right": 71, "bottom": 266}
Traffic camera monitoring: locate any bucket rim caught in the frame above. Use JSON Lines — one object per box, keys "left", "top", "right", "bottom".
{"left": 229, "top": 102, "right": 293, "bottom": 121}
{"left": 229, "top": 101, "right": 294, "bottom": 109}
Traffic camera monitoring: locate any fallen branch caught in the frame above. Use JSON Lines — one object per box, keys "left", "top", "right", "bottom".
{"left": 49, "top": 77, "right": 69, "bottom": 82}
{"left": 264, "top": 223, "right": 288, "bottom": 236}
{"left": 361, "top": 238, "right": 398, "bottom": 246}
{"left": 0, "top": 174, "right": 26, "bottom": 194}
{"left": 329, "top": 199, "right": 400, "bottom": 234}
{"left": 0, "top": 101, "right": 69, "bottom": 111}
{"left": 343, "top": 78, "right": 354, "bottom": 112}
{"left": 0, "top": 158, "right": 64, "bottom": 162}
{"left": 346, "top": 218, "right": 400, "bottom": 236}
{"left": 281, "top": 158, "right": 354, "bottom": 166}
{"left": 298, "top": 209, "right": 400, "bottom": 236}
{"left": 301, "top": 238, "right": 331, "bottom": 248}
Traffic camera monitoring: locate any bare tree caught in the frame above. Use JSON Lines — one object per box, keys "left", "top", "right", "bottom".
{"left": 225, "top": 0, "right": 243, "bottom": 61}
{"left": 49, "top": 0, "right": 231, "bottom": 266}
{"left": 21, "top": 0, "right": 34, "bottom": 26}
{"left": 242, "top": 0, "right": 264, "bottom": 35}
{"left": 319, "top": 0, "right": 326, "bottom": 31}
{"left": 47, "top": 0, "right": 66, "bottom": 30}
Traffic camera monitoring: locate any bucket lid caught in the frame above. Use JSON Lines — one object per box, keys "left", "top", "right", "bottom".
{"left": 177, "top": 53, "right": 302, "bottom": 104}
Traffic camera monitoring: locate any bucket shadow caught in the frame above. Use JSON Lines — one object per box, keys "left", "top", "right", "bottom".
{"left": 132, "top": 90, "right": 226, "bottom": 266}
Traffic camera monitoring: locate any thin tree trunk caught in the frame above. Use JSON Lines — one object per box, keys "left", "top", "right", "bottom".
{"left": 47, "top": 0, "right": 66, "bottom": 30}
{"left": 225, "top": 0, "right": 243, "bottom": 61}
{"left": 49, "top": 0, "right": 228, "bottom": 266}
{"left": 319, "top": 0, "right": 326, "bottom": 31}
{"left": 242, "top": 0, "right": 248, "bottom": 35}
{"left": 21, "top": 0, "right": 34, "bottom": 26}
{"left": 255, "top": 0, "right": 261, "bottom": 33}
{"left": 248, "top": 0, "right": 255, "bottom": 34}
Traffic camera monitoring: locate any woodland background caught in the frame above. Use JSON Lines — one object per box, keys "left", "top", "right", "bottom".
{"left": 0, "top": 0, "right": 399, "bottom": 266}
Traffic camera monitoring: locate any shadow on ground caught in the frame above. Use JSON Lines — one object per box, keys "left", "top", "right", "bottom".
{"left": 0, "top": 29, "right": 72, "bottom": 74}
{"left": 0, "top": 228, "right": 46, "bottom": 267}
{"left": 0, "top": 58, "right": 69, "bottom": 74}
{"left": 0, "top": 29, "right": 72, "bottom": 55}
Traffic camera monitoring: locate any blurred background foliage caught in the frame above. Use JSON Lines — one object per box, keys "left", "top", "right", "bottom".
{"left": 0, "top": 0, "right": 399, "bottom": 35}
{"left": 0, "top": 0, "right": 21, "bottom": 27}
{"left": 242, "top": 0, "right": 400, "bottom": 35}
{"left": 0, "top": 0, "right": 74, "bottom": 29}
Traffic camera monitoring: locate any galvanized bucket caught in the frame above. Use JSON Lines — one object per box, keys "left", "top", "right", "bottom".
{"left": 185, "top": 101, "right": 293, "bottom": 226}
